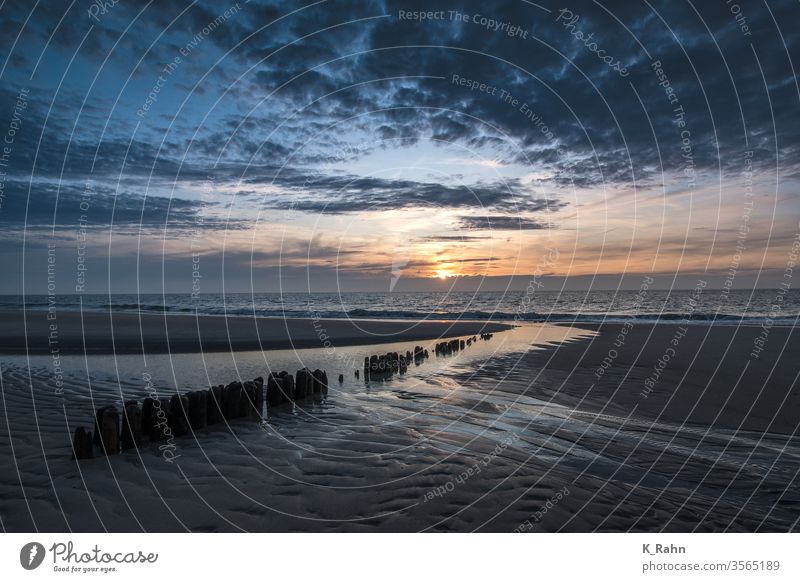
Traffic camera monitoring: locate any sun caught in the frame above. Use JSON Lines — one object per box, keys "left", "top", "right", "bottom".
{"left": 435, "top": 269, "right": 453, "bottom": 279}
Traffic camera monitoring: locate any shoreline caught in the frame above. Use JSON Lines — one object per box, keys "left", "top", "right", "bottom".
{"left": 15, "top": 305, "right": 797, "bottom": 328}
{"left": 0, "top": 309, "right": 515, "bottom": 355}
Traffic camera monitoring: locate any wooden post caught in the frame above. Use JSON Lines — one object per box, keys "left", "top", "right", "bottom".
{"left": 121, "top": 403, "right": 142, "bottom": 451}
{"left": 71, "top": 426, "right": 93, "bottom": 460}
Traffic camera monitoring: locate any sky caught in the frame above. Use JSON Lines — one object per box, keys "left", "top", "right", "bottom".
{"left": 0, "top": 0, "right": 798, "bottom": 294}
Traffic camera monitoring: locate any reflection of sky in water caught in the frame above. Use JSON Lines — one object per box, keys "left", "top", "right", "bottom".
{"left": 6, "top": 323, "right": 589, "bottom": 402}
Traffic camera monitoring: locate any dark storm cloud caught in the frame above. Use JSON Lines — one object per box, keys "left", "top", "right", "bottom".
{"left": 249, "top": 173, "right": 565, "bottom": 214}
{"left": 0, "top": 179, "right": 243, "bottom": 231}
{"left": 244, "top": 0, "right": 795, "bottom": 190}
{"left": 458, "top": 215, "right": 549, "bottom": 231}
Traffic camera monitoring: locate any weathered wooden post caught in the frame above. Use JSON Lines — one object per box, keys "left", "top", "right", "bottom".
{"left": 294, "top": 368, "right": 310, "bottom": 399}
{"left": 207, "top": 385, "right": 224, "bottom": 425}
{"left": 253, "top": 377, "right": 264, "bottom": 415}
{"left": 169, "top": 394, "right": 190, "bottom": 437}
{"left": 99, "top": 406, "right": 120, "bottom": 456}
{"left": 187, "top": 390, "right": 208, "bottom": 429}
{"left": 267, "top": 374, "right": 284, "bottom": 406}
{"left": 72, "top": 426, "right": 93, "bottom": 460}
{"left": 280, "top": 374, "right": 295, "bottom": 403}
{"left": 311, "top": 369, "right": 324, "bottom": 394}
{"left": 148, "top": 398, "right": 172, "bottom": 442}
{"left": 141, "top": 398, "right": 156, "bottom": 437}
{"left": 121, "top": 403, "right": 142, "bottom": 451}
{"left": 246, "top": 381, "right": 264, "bottom": 418}
{"left": 240, "top": 381, "right": 256, "bottom": 418}
{"left": 222, "top": 381, "right": 242, "bottom": 419}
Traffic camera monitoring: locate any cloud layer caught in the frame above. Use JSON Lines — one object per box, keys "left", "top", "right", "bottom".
{"left": 0, "top": 0, "right": 797, "bottom": 291}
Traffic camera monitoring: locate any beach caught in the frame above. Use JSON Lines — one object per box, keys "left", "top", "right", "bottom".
{"left": 520, "top": 322, "right": 800, "bottom": 435}
{"left": 0, "top": 309, "right": 514, "bottom": 354}
{"left": 1, "top": 317, "right": 797, "bottom": 532}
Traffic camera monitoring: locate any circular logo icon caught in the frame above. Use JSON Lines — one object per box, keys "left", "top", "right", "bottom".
{"left": 20, "top": 542, "right": 46, "bottom": 570}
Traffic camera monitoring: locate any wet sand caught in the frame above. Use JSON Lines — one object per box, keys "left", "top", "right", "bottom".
{"left": 532, "top": 323, "right": 800, "bottom": 435}
{"left": 1, "top": 322, "right": 798, "bottom": 532}
{"left": 0, "top": 309, "right": 513, "bottom": 354}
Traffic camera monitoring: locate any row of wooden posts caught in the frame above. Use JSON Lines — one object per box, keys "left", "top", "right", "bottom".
{"left": 360, "top": 345, "right": 429, "bottom": 380}
{"left": 434, "top": 333, "right": 493, "bottom": 357}
{"left": 360, "top": 332, "right": 494, "bottom": 380}
{"left": 72, "top": 333, "right": 496, "bottom": 460}
{"left": 72, "top": 368, "right": 329, "bottom": 460}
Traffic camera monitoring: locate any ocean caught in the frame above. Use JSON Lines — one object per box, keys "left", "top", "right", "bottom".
{"left": 4, "top": 289, "right": 798, "bottom": 325}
